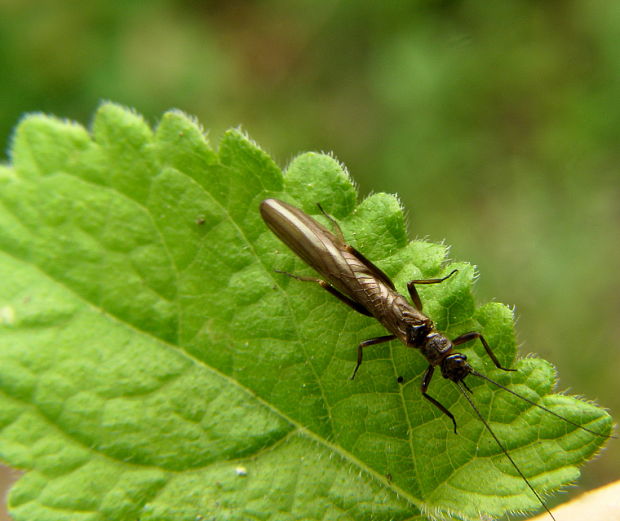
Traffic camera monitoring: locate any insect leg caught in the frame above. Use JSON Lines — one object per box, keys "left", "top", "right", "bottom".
{"left": 421, "top": 365, "right": 459, "bottom": 434}
{"left": 452, "top": 331, "right": 516, "bottom": 372}
{"left": 407, "top": 269, "right": 458, "bottom": 310}
{"left": 351, "top": 335, "right": 397, "bottom": 380}
{"left": 316, "top": 203, "right": 345, "bottom": 242}
{"left": 275, "top": 270, "right": 372, "bottom": 317}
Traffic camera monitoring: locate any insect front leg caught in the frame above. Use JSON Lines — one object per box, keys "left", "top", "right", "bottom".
{"left": 351, "top": 335, "right": 397, "bottom": 380}
{"left": 452, "top": 331, "right": 516, "bottom": 372}
{"left": 421, "top": 365, "right": 459, "bottom": 434}
{"left": 407, "top": 269, "right": 458, "bottom": 310}
{"left": 275, "top": 270, "right": 372, "bottom": 317}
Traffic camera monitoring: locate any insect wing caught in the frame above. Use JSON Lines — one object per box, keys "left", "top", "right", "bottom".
{"left": 346, "top": 244, "right": 395, "bottom": 290}
{"left": 260, "top": 199, "right": 398, "bottom": 294}
{"left": 260, "top": 198, "right": 346, "bottom": 271}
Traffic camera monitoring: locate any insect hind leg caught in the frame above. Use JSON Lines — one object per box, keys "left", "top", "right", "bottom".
{"left": 275, "top": 270, "right": 372, "bottom": 317}
{"left": 316, "top": 203, "right": 345, "bottom": 242}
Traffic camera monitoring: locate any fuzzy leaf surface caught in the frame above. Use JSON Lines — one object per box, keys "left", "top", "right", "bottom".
{"left": 0, "top": 104, "right": 612, "bottom": 521}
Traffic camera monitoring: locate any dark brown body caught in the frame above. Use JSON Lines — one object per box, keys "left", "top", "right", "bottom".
{"left": 259, "top": 198, "right": 608, "bottom": 521}
{"left": 260, "top": 198, "right": 464, "bottom": 373}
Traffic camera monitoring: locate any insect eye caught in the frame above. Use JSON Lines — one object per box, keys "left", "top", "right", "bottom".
{"left": 441, "top": 353, "right": 471, "bottom": 381}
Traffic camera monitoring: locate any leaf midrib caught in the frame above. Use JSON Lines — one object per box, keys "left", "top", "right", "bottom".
{"left": 1, "top": 166, "right": 425, "bottom": 515}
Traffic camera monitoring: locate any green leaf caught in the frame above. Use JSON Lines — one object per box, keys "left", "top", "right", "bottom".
{"left": 0, "top": 104, "right": 612, "bottom": 521}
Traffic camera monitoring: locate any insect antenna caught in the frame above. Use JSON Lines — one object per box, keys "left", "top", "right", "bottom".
{"left": 470, "top": 370, "right": 616, "bottom": 439}
{"left": 455, "top": 381, "right": 557, "bottom": 521}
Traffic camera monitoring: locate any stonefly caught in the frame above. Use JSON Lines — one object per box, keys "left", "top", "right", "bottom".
{"left": 260, "top": 197, "right": 612, "bottom": 521}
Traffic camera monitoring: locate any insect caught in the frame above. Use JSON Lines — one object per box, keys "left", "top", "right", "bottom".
{"left": 260, "top": 197, "right": 612, "bottom": 521}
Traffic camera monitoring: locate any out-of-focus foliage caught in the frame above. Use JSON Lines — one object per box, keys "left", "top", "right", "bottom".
{"left": 1, "top": 0, "right": 618, "bottom": 505}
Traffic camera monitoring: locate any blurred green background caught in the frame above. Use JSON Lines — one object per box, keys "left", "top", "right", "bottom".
{"left": 1, "top": 0, "right": 618, "bottom": 518}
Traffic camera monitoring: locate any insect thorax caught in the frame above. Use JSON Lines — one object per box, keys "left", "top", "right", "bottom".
{"left": 419, "top": 332, "right": 454, "bottom": 366}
